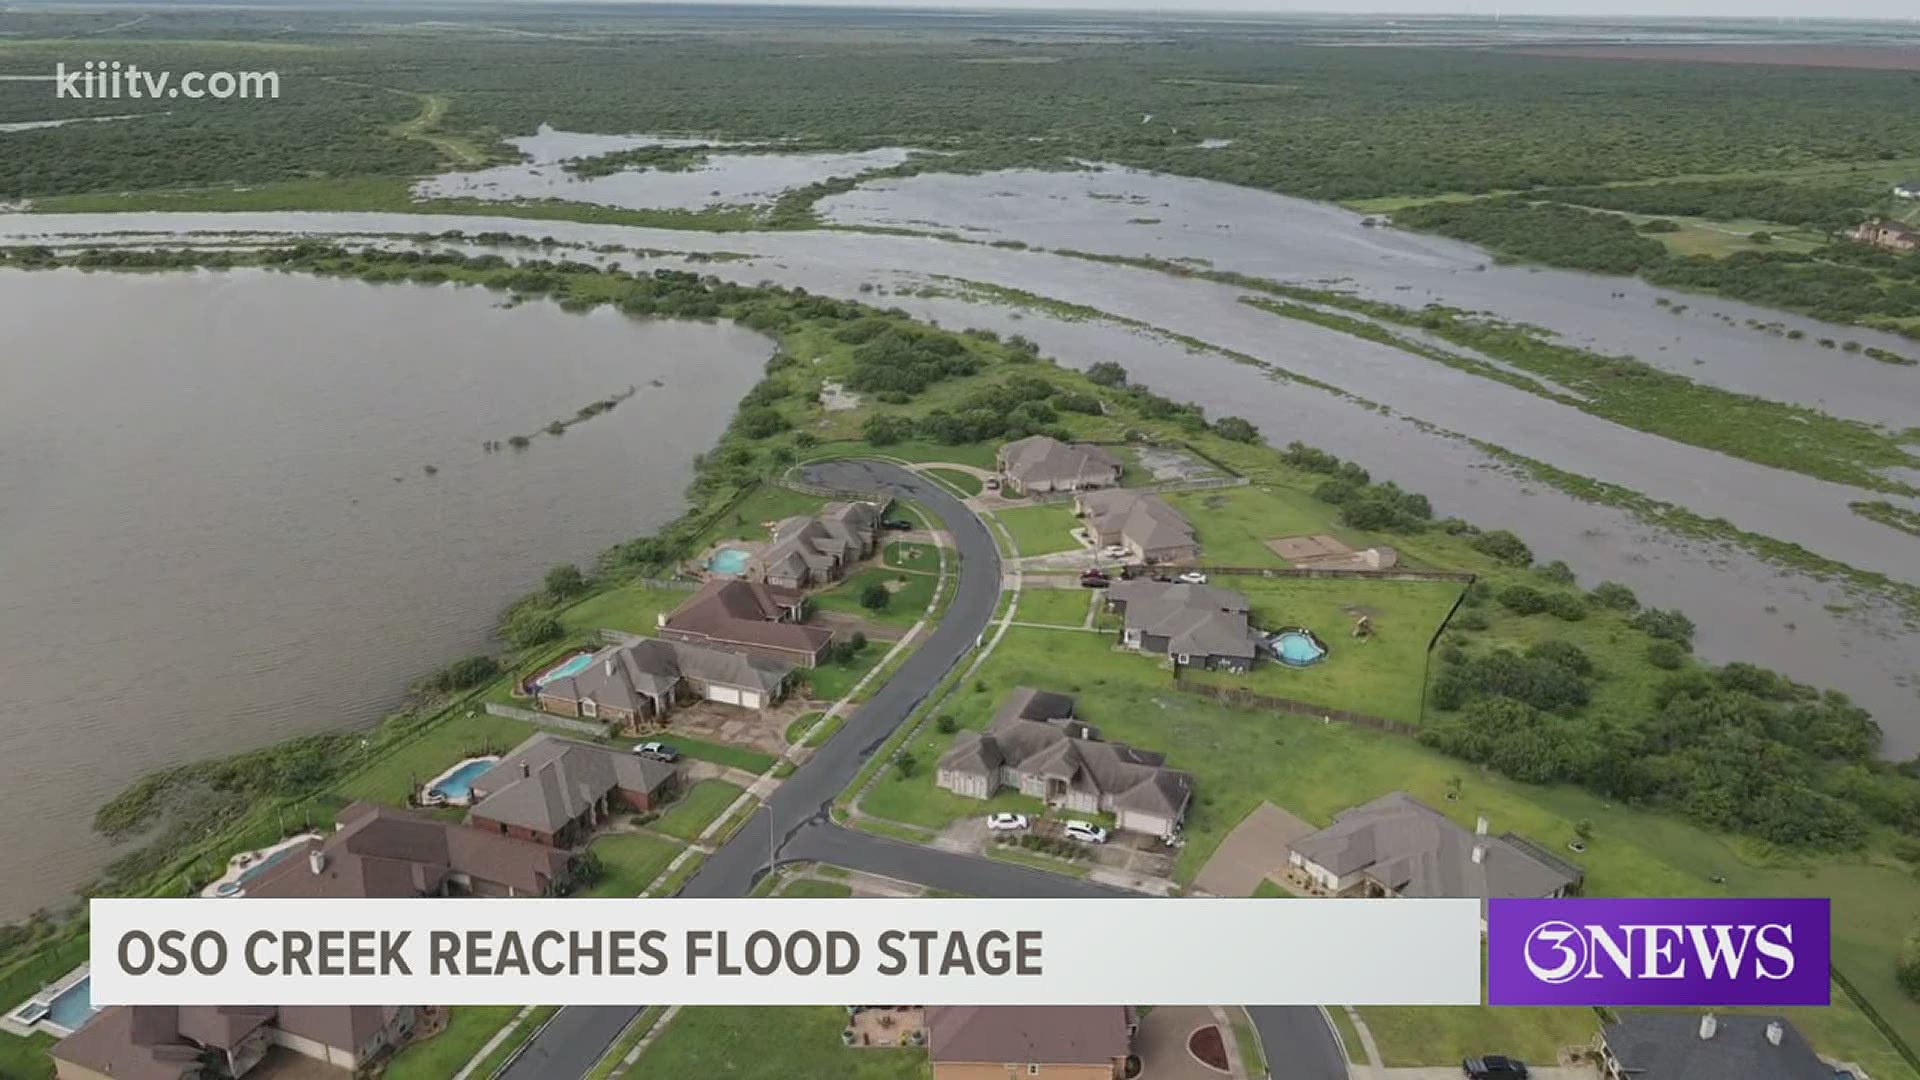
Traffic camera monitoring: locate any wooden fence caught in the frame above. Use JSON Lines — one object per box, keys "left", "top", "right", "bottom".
{"left": 483, "top": 702, "right": 607, "bottom": 739}
{"left": 1195, "top": 565, "right": 1477, "bottom": 584}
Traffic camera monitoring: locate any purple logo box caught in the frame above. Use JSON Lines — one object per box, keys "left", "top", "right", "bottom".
{"left": 1488, "top": 897, "right": 1830, "bottom": 1006}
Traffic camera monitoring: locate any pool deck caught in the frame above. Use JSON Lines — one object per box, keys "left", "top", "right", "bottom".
{"left": 421, "top": 754, "right": 502, "bottom": 807}
{"left": 1, "top": 963, "right": 89, "bottom": 1038}
{"left": 198, "top": 831, "right": 323, "bottom": 898}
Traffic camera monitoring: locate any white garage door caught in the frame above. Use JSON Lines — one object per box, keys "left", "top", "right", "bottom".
{"left": 739, "top": 691, "right": 763, "bottom": 710}
{"left": 708, "top": 685, "right": 743, "bottom": 706}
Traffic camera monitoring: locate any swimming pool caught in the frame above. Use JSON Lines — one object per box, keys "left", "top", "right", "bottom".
{"left": 233, "top": 843, "right": 303, "bottom": 887}
{"left": 43, "top": 976, "right": 95, "bottom": 1033}
{"left": 534, "top": 651, "right": 596, "bottom": 689}
{"left": 428, "top": 756, "right": 501, "bottom": 803}
{"left": 706, "top": 547, "right": 752, "bottom": 575}
{"left": 1271, "top": 629, "right": 1328, "bottom": 668}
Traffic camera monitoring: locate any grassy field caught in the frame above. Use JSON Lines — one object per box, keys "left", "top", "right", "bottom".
{"left": 993, "top": 503, "right": 1083, "bottom": 556}
{"left": 0, "top": 1031, "right": 54, "bottom": 1080}
{"left": 1359, "top": 1002, "right": 1602, "bottom": 1067}
{"left": 694, "top": 485, "right": 828, "bottom": 550}
{"left": 384, "top": 1005, "right": 522, "bottom": 1080}
{"left": 1182, "top": 576, "right": 1464, "bottom": 723}
{"left": 802, "top": 641, "right": 885, "bottom": 703}
{"left": 921, "top": 467, "right": 984, "bottom": 496}
{"left": 813, "top": 566, "right": 935, "bottom": 627}
{"left": 882, "top": 541, "right": 940, "bottom": 573}
{"left": 581, "top": 833, "right": 683, "bottom": 898}
{"left": 653, "top": 781, "right": 745, "bottom": 841}
{"left": 1012, "top": 586, "right": 1098, "bottom": 627}
{"left": 637, "top": 1007, "right": 928, "bottom": 1079}
{"left": 335, "top": 712, "right": 584, "bottom": 805}
{"left": 558, "top": 584, "right": 699, "bottom": 638}
{"left": 1165, "top": 485, "right": 1373, "bottom": 567}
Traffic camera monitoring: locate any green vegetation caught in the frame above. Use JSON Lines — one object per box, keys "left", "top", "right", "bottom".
{"left": 992, "top": 504, "right": 1083, "bottom": 556}
{"left": 646, "top": 734, "right": 776, "bottom": 775}
{"left": 1165, "top": 485, "right": 1358, "bottom": 565}
{"left": 580, "top": 833, "right": 682, "bottom": 898}
{"left": 636, "top": 1007, "right": 927, "bottom": 1079}
{"left": 920, "top": 467, "right": 984, "bottom": 496}
{"left": 882, "top": 541, "right": 939, "bottom": 572}
{"left": 814, "top": 567, "right": 934, "bottom": 627}
{"left": 384, "top": 1005, "right": 522, "bottom": 1080}
{"left": 653, "top": 781, "right": 746, "bottom": 841}
{"left": 1358, "top": 1003, "right": 1599, "bottom": 1069}
{"left": 1012, "top": 587, "right": 1095, "bottom": 627}
{"left": 780, "top": 878, "right": 855, "bottom": 898}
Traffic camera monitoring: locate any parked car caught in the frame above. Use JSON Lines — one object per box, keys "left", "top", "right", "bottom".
{"left": 1102, "top": 544, "right": 1128, "bottom": 559}
{"left": 1462, "top": 1056, "right": 1528, "bottom": 1079}
{"left": 986, "top": 813, "right": 1030, "bottom": 832}
{"left": 633, "top": 742, "right": 680, "bottom": 763}
{"left": 881, "top": 518, "right": 914, "bottom": 531}
{"left": 1063, "top": 820, "right": 1109, "bottom": 844}
{"left": 984, "top": 477, "right": 1001, "bottom": 490}
{"left": 1079, "top": 570, "right": 1111, "bottom": 589}
{"left": 1175, "top": 571, "right": 1209, "bottom": 585}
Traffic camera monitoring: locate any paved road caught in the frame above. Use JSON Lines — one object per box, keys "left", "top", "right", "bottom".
{"left": 501, "top": 461, "right": 1343, "bottom": 1080}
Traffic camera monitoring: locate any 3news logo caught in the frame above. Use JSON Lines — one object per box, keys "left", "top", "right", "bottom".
{"left": 1487, "top": 898, "right": 1830, "bottom": 1006}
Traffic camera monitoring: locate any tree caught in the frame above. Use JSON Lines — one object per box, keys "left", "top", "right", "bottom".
{"left": 1646, "top": 639, "right": 1685, "bottom": 670}
{"left": 736, "top": 406, "right": 790, "bottom": 439}
{"left": 936, "top": 715, "right": 958, "bottom": 734}
{"left": 544, "top": 563, "right": 586, "bottom": 600}
{"left": 506, "top": 611, "right": 563, "bottom": 649}
{"left": 1537, "top": 560, "right": 1577, "bottom": 586}
{"left": 862, "top": 413, "right": 914, "bottom": 446}
{"left": 860, "top": 582, "right": 891, "bottom": 611}
{"left": 1633, "top": 607, "right": 1696, "bottom": 646}
{"left": 893, "top": 752, "right": 919, "bottom": 779}
{"left": 1471, "top": 529, "right": 1533, "bottom": 566}
{"left": 1086, "top": 361, "right": 1128, "bottom": 387}
{"left": 1213, "top": 416, "right": 1260, "bottom": 443}
{"left": 1589, "top": 581, "right": 1639, "bottom": 611}
{"left": 431, "top": 655, "right": 500, "bottom": 693}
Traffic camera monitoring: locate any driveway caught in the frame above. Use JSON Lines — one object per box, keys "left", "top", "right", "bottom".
{"left": 1194, "top": 802, "right": 1315, "bottom": 897}
{"left": 1137, "top": 1005, "right": 1235, "bottom": 1080}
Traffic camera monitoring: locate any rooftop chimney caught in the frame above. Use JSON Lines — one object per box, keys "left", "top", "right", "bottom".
{"left": 1699, "top": 1014, "right": 1717, "bottom": 1041}
{"left": 1766, "top": 1021, "right": 1783, "bottom": 1047}
{"left": 1471, "top": 843, "right": 1485, "bottom": 864}
{"left": 604, "top": 659, "right": 615, "bottom": 678}
{"left": 1475, "top": 815, "right": 1489, "bottom": 837}
{"left": 308, "top": 849, "right": 326, "bottom": 876}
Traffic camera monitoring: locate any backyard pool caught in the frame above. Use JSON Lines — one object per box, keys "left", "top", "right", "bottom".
{"left": 706, "top": 547, "right": 752, "bottom": 575}
{"left": 44, "top": 975, "right": 94, "bottom": 1033}
{"left": 1271, "top": 629, "right": 1328, "bottom": 668}
{"left": 534, "top": 651, "right": 596, "bottom": 689}
{"left": 427, "top": 756, "right": 501, "bottom": 805}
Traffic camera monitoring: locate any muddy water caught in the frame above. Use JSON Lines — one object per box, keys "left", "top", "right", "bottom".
{"left": 0, "top": 267, "right": 772, "bottom": 919}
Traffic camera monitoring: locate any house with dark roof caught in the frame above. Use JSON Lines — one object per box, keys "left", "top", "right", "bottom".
{"left": 1288, "top": 792, "right": 1582, "bottom": 903}
{"left": 1104, "top": 580, "right": 1258, "bottom": 673}
{"left": 935, "top": 688, "right": 1193, "bottom": 839}
{"left": 1851, "top": 218, "right": 1920, "bottom": 252}
{"left": 1895, "top": 179, "right": 1920, "bottom": 199}
{"left": 658, "top": 579, "right": 834, "bottom": 668}
{"left": 746, "top": 500, "right": 886, "bottom": 589}
{"left": 245, "top": 801, "right": 574, "bottom": 900}
{"left": 1600, "top": 1013, "right": 1830, "bottom": 1080}
{"left": 996, "top": 435, "right": 1124, "bottom": 496}
{"left": 927, "top": 1005, "right": 1136, "bottom": 1080}
{"left": 534, "top": 637, "right": 793, "bottom": 727}
{"left": 1073, "top": 489, "right": 1198, "bottom": 564}
{"left": 467, "top": 733, "right": 678, "bottom": 848}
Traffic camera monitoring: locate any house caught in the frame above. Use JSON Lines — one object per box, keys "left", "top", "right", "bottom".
{"left": 1599, "top": 1013, "right": 1830, "bottom": 1080}
{"left": 996, "top": 435, "right": 1124, "bottom": 495}
{"left": 1288, "top": 792, "right": 1582, "bottom": 901}
{"left": 747, "top": 501, "right": 887, "bottom": 588}
{"left": 1850, "top": 218, "right": 1920, "bottom": 252}
{"left": 534, "top": 637, "right": 793, "bottom": 727}
{"left": 1073, "top": 490, "right": 1198, "bottom": 564}
{"left": 927, "top": 1006, "right": 1135, "bottom": 1080}
{"left": 52, "top": 1004, "right": 417, "bottom": 1080}
{"left": 659, "top": 579, "right": 834, "bottom": 668}
{"left": 467, "top": 733, "right": 678, "bottom": 847}
{"left": 936, "top": 688, "right": 1192, "bottom": 838}
{"left": 1895, "top": 180, "right": 1920, "bottom": 199}
{"left": 1104, "top": 580, "right": 1258, "bottom": 673}
{"left": 245, "top": 801, "right": 575, "bottom": 899}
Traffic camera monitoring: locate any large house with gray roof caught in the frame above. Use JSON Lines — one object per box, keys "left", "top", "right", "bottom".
{"left": 1104, "top": 580, "right": 1258, "bottom": 673}
{"left": 467, "top": 733, "right": 678, "bottom": 848}
{"left": 1288, "top": 792, "right": 1582, "bottom": 902}
{"left": 936, "top": 688, "right": 1192, "bottom": 839}
{"left": 659, "top": 579, "right": 834, "bottom": 668}
{"left": 746, "top": 500, "right": 886, "bottom": 589}
{"left": 535, "top": 637, "right": 793, "bottom": 728}
{"left": 1073, "top": 489, "right": 1197, "bottom": 564}
{"left": 1600, "top": 1013, "right": 1829, "bottom": 1080}
{"left": 996, "top": 435, "right": 1124, "bottom": 496}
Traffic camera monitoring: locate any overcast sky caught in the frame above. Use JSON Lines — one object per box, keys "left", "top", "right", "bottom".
{"left": 644, "top": 0, "right": 1920, "bottom": 21}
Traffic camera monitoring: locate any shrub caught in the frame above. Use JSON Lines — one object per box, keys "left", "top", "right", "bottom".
{"left": 427, "top": 655, "right": 500, "bottom": 694}
{"left": 1589, "top": 581, "right": 1639, "bottom": 611}
{"left": 1900, "top": 928, "right": 1920, "bottom": 1001}
{"left": 544, "top": 563, "right": 587, "bottom": 600}
{"left": 736, "top": 406, "right": 790, "bottom": 439}
{"left": 862, "top": 413, "right": 915, "bottom": 446}
{"left": 860, "top": 583, "right": 891, "bottom": 611}
{"left": 935, "top": 715, "right": 958, "bottom": 735}
{"left": 1526, "top": 639, "right": 1593, "bottom": 677}
{"left": 1086, "top": 361, "right": 1128, "bottom": 387}
{"left": 1471, "top": 529, "right": 1533, "bottom": 566}
{"left": 1213, "top": 416, "right": 1260, "bottom": 443}
{"left": 1632, "top": 607, "right": 1696, "bottom": 646}
{"left": 1545, "top": 592, "right": 1588, "bottom": 622}
{"left": 506, "top": 611, "right": 563, "bottom": 649}
{"left": 1454, "top": 609, "right": 1490, "bottom": 632}
{"left": 893, "top": 753, "right": 919, "bottom": 779}
{"left": 1646, "top": 639, "right": 1686, "bottom": 669}
{"left": 1537, "top": 560, "right": 1577, "bottom": 586}
{"left": 1498, "top": 584, "right": 1549, "bottom": 615}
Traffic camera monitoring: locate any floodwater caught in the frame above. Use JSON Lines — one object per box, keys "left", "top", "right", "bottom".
{"left": 415, "top": 125, "right": 914, "bottom": 212}
{"left": 0, "top": 268, "right": 772, "bottom": 920}
{"left": 1, "top": 202, "right": 1917, "bottom": 752}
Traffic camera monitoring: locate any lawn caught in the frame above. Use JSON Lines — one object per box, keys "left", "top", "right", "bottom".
{"left": 638, "top": 1007, "right": 928, "bottom": 1080}
{"left": 653, "top": 781, "right": 745, "bottom": 841}
{"left": 626, "top": 733, "right": 776, "bottom": 774}
{"left": 558, "top": 584, "right": 699, "bottom": 637}
{"left": 581, "top": 833, "right": 683, "bottom": 898}
{"left": 691, "top": 485, "right": 827, "bottom": 549}
{"left": 384, "top": 1005, "right": 521, "bottom": 1080}
{"left": 1182, "top": 576, "right": 1464, "bottom": 723}
{"left": 802, "top": 640, "right": 886, "bottom": 703}
{"left": 1164, "top": 485, "right": 1373, "bottom": 567}
{"left": 921, "top": 467, "right": 984, "bottom": 496}
{"left": 1359, "top": 1001, "right": 1602, "bottom": 1067}
{"left": 883, "top": 541, "right": 941, "bottom": 573}
{"left": 0, "top": 1031, "right": 54, "bottom": 1080}
{"left": 992, "top": 503, "right": 1084, "bottom": 557}
{"left": 335, "top": 712, "right": 585, "bottom": 805}
{"left": 781, "top": 878, "right": 855, "bottom": 898}
{"left": 1012, "top": 586, "right": 1097, "bottom": 627}
{"left": 813, "top": 567, "right": 936, "bottom": 628}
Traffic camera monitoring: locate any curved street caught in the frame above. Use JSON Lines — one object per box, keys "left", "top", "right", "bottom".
{"left": 502, "top": 459, "right": 1344, "bottom": 1080}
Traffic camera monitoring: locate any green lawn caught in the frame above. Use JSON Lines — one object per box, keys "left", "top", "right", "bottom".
{"left": 781, "top": 878, "right": 855, "bottom": 898}
{"left": 558, "top": 584, "right": 699, "bottom": 637}
{"left": 992, "top": 503, "right": 1084, "bottom": 557}
{"left": 784, "top": 712, "right": 826, "bottom": 744}
{"left": 883, "top": 541, "right": 941, "bottom": 573}
{"left": 627, "top": 734, "right": 777, "bottom": 774}
{"left": 921, "top": 467, "right": 984, "bottom": 496}
{"left": 1359, "top": 1002, "right": 1602, "bottom": 1067}
{"left": 802, "top": 641, "right": 886, "bottom": 702}
{"left": 384, "top": 1005, "right": 522, "bottom": 1080}
{"left": 813, "top": 567, "right": 936, "bottom": 627}
{"left": 638, "top": 1007, "right": 928, "bottom": 1079}
{"left": 1183, "top": 576, "right": 1464, "bottom": 723}
{"left": 1165, "top": 485, "right": 1374, "bottom": 567}
{"left": 809, "top": 439, "right": 1000, "bottom": 470}
{"left": 0, "top": 1031, "right": 54, "bottom": 1080}
{"left": 653, "top": 781, "right": 745, "bottom": 841}
{"left": 693, "top": 485, "right": 827, "bottom": 549}
{"left": 336, "top": 712, "right": 587, "bottom": 805}
{"left": 1326, "top": 1007, "right": 1367, "bottom": 1065}
{"left": 581, "top": 833, "right": 683, "bottom": 898}
{"left": 1013, "top": 587, "right": 1097, "bottom": 627}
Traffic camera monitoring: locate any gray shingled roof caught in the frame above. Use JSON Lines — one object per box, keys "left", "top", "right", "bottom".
{"left": 999, "top": 436, "right": 1121, "bottom": 490}
{"left": 1077, "top": 489, "right": 1196, "bottom": 555}
{"left": 1290, "top": 792, "right": 1580, "bottom": 900}
{"left": 543, "top": 639, "right": 791, "bottom": 712}
{"left": 470, "top": 733, "right": 676, "bottom": 836}
{"left": 1107, "top": 580, "right": 1257, "bottom": 661}
{"left": 1604, "top": 1013, "right": 1828, "bottom": 1080}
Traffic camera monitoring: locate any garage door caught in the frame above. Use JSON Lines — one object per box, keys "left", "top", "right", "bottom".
{"left": 708, "top": 686, "right": 742, "bottom": 706}
{"left": 739, "top": 691, "right": 763, "bottom": 710}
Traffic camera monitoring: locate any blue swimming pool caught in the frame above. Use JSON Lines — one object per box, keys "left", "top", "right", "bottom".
{"left": 44, "top": 976, "right": 95, "bottom": 1032}
{"left": 1272, "top": 630, "right": 1328, "bottom": 668}
{"left": 534, "top": 651, "right": 596, "bottom": 689}
{"left": 706, "top": 547, "right": 752, "bottom": 575}
{"left": 429, "top": 757, "right": 500, "bottom": 802}
{"left": 235, "top": 843, "right": 303, "bottom": 887}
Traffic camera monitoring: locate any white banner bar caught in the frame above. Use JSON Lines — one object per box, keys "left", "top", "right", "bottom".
{"left": 92, "top": 897, "right": 1482, "bottom": 1006}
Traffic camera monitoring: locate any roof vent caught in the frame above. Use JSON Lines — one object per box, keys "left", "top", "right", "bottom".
{"left": 1766, "top": 1021, "right": 1783, "bottom": 1047}
{"left": 1699, "top": 1014, "right": 1718, "bottom": 1040}
{"left": 308, "top": 849, "right": 326, "bottom": 876}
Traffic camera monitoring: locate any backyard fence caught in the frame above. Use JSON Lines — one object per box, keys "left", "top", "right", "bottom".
{"left": 483, "top": 702, "right": 607, "bottom": 739}
{"left": 1023, "top": 474, "right": 1250, "bottom": 506}
{"left": 1170, "top": 678, "right": 1417, "bottom": 736}
{"left": 1194, "top": 565, "right": 1477, "bottom": 584}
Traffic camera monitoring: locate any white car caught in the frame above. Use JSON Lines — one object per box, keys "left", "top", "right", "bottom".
{"left": 1102, "top": 545, "right": 1129, "bottom": 559}
{"left": 632, "top": 741, "right": 680, "bottom": 763}
{"left": 1175, "top": 571, "right": 1209, "bottom": 585}
{"left": 986, "top": 813, "right": 1030, "bottom": 832}
{"left": 1063, "top": 820, "right": 1109, "bottom": 844}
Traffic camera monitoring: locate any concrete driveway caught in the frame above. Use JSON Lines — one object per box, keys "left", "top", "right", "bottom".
{"left": 1137, "top": 1006, "right": 1237, "bottom": 1080}
{"left": 1194, "top": 802, "right": 1315, "bottom": 897}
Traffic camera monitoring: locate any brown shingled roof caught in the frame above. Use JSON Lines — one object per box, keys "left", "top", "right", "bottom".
{"left": 662, "top": 579, "right": 833, "bottom": 657}
{"left": 928, "top": 1006, "right": 1133, "bottom": 1066}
